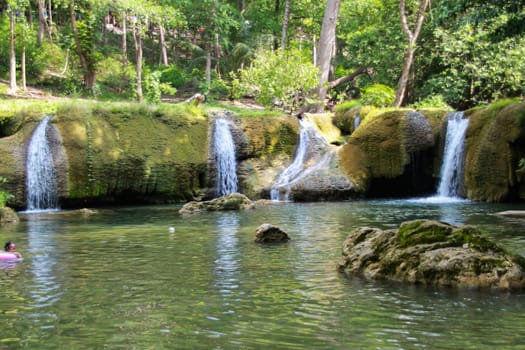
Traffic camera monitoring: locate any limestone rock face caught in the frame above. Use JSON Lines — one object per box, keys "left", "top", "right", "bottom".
{"left": 337, "top": 220, "right": 525, "bottom": 290}
{"left": 0, "top": 207, "right": 19, "bottom": 225}
{"left": 255, "top": 223, "right": 290, "bottom": 243}
{"left": 179, "top": 193, "right": 255, "bottom": 215}
{"left": 338, "top": 109, "right": 446, "bottom": 197}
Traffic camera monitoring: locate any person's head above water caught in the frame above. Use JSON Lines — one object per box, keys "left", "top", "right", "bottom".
{"left": 4, "top": 241, "right": 21, "bottom": 258}
{"left": 4, "top": 241, "right": 16, "bottom": 252}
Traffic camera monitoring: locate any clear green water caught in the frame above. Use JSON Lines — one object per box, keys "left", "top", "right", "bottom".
{"left": 1, "top": 200, "right": 524, "bottom": 349}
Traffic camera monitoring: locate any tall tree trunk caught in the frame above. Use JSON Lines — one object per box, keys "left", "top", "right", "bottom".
{"left": 47, "top": 0, "right": 53, "bottom": 40}
{"left": 9, "top": 9, "right": 17, "bottom": 94}
{"left": 122, "top": 13, "right": 128, "bottom": 67}
{"left": 280, "top": 0, "right": 291, "bottom": 50}
{"left": 69, "top": 0, "right": 96, "bottom": 88}
{"left": 394, "top": 0, "right": 430, "bottom": 107}
{"left": 205, "top": 43, "right": 212, "bottom": 88}
{"left": 21, "top": 44, "right": 26, "bottom": 90}
{"left": 132, "top": 26, "right": 143, "bottom": 102}
{"left": 159, "top": 25, "right": 168, "bottom": 65}
{"left": 314, "top": 0, "right": 341, "bottom": 111}
{"left": 37, "top": 0, "right": 47, "bottom": 45}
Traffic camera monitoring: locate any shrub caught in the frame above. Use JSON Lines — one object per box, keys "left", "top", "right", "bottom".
{"left": 410, "top": 95, "right": 452, "bottom": 110}
{"left": 235, "top": 48, "right": 320, "bottom": 109}
{"left": 0, "top": 177, "right": 13, "bottom": 208}
{"left": 160, "top": 65, "right": 189, "bottom": 88}
{"left": 360, "top": 84, "right": 395, "bottom": 107}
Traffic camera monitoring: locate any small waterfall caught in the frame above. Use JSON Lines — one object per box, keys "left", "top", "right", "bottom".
{"left": 436, "top": 112, "right": 469, "bottom": 198}
{"left": 26, "top": 115, "right": 59, "bottom": 211}
{"left": 214, "top": 118, "right": 238, "bottom": 197}
{"left": 271, "top": 118, "right": 328, "bottom": 201}
{"left": 354, "top": 115, "right": 361, "bottom": 131}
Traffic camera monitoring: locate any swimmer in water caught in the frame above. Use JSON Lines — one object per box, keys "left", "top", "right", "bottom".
{"left": 4, "top": 241, "right": 22, "bottom": 258}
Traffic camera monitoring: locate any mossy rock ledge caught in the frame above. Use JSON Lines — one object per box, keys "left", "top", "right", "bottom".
{"left": 179, "top": 193, "right": 255, "bottom": 215}
{"left": 337, "top": 219, "right": 525, "bottom": 290}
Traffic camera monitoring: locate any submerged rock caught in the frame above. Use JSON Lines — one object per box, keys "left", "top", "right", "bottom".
{"left": 255, "top": 223, "right": 290, "bottom": 243}
{"left": 179, "top": 193, "right": 255, "bottom": 215}
{"left": 337, "top": 219, "right": 525, "bottom": 290}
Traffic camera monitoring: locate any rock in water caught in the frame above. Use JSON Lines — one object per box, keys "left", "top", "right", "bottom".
{"left": 255, "top": 223, "right": 290, "bottom": 243}
{"left": 337, "top": 219, "right": 525, "bottom": 291}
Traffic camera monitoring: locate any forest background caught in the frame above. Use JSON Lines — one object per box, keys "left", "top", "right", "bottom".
{"left": 0, "top": 0, "right": 524, "bottom": 111}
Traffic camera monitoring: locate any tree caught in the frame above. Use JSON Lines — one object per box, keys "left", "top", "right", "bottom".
{"left": 69, "top": 0, "right": 98, "bottom": 89}
{"left": 8, "top": 1, "right": 17, "bottom": 93}
{"left": 280, "top": 0, "right": 291, "bottom": 50}
{"left": 393, "top": 0, "right": 430, "bottom": 107}
{"left": 314, "top": 0, "right": 340, "bottom": 110}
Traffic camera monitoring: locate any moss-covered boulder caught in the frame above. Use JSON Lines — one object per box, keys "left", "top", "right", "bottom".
{"left": 463, "top": 100, "right": 525, "bottom": 202}
{"left": 338, "top": 109, "right": 446, "bottom": 196}
{"left": 338, "top": 219, "right": 525, "bottom": 290}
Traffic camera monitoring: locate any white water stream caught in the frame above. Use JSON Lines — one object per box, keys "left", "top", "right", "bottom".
{"left": 436, "top": 111, "right": 470, "bottom": 199}
{"left": 26, "top": 115, "right": 59, "bottom": 211}
{"left": 214, "top": 118, "right": 238, "bottom": 197}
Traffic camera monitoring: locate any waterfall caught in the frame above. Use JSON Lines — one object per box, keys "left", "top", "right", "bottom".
{"left": 354, "top": 115, "right": 361, "bottom": 131}
{"left": 436, "top": 112, "right": 469, "bottom": 198}
{"left": 26, "top": 115, "right": 59, "bottom": 211}
{"left": 214, "top": 118, "right": 238, "bottom": 197}
{"left": 271, "top": 118, "right": 328, "bottom": 201}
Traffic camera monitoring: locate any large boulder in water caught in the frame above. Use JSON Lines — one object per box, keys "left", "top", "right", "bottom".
{"left": 337, "top": 219, "right": 525, "bottom": 290}
{"left": 179, "top": 193, "right": 255, "bottom": 215}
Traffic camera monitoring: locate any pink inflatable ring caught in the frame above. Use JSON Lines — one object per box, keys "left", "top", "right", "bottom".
{"left": 0, "top": 252, "right": 20, "bottom": 261}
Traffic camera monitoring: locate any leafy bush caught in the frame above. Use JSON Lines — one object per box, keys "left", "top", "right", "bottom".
{"left": 96, "top": 56, "right": 136, "bottom": 100}
{"left": 410, "top": 95, "right": 452, "bottom": 110}
{"left": 360, "top": 84, "right": 395, "bottom": 107}
{"left": 160, "top": 64, "right": 190, "bottom": 88}
{"left": 235, "top": 48, "right": 320, "bottom": 109}
{"left": 0, "top": 177, "right": 13, "bottom": 208}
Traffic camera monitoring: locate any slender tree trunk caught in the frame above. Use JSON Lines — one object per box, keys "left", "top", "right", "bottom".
{"left": 132, "top": 26, "right": 143, "bottom": 102}
{"left": 9, "top": 10, "right": 17, "bottom": 94}
{"left": 47, "top": 0, "right": 53, "bottom": 40}
{"left": 22, "top": 44, "right": 26, "bottom": 90}
{"left": 280, "top": 0, "right": 291, "bottom": 50}
{"left": 159, "top": 25, "right": 168, "bottom": 65}
{"left": 394, "top": 0, "right": 430, "bottom": 107}
{"left": 37, "top": 0, "right": 47, "bottom": 45}
{"left": 315, "top": 0, "right": 341, "bottom": 111}
{"left": 122, "top": 13, "right": 128, "bottom": 67}
{"left": 205, "top": 43, "right": 212, "bottom": 88}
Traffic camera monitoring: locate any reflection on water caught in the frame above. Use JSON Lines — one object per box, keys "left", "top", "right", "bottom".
{"left": 0, "top": 200, "right": 524, "bottom": 349}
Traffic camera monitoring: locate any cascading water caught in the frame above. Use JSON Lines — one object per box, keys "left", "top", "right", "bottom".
{"left": 26, "top": 115, "right": 59, "bottom": 211}
{"left": 271, "top": 118, "right": 329, "bottom": 201}
{"left": 436, "top": 111, "right": 470, "bottom": 198}
{"left": 214, "top": 118, "right": 238, "bottom": 197}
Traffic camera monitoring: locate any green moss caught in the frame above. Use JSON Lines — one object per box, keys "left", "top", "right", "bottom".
{"left": 464, "top": 101, "right": 525, "bottom": 201}
{"left": 398, "top": 220, "right": 454, "bottom": 247}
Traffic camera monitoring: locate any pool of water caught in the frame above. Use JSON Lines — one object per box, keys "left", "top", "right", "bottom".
{"left": 1, "top": 199, "right": 524, "bottom": 349}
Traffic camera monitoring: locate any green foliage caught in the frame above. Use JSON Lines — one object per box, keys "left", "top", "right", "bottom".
{"left": 0, "top": 177, "right": 14, "bottom": 207}
{"left": 334, "top": 100, "right": 362, "bottom": 114}
{"left": 160, "top": 65, "right": 189, "bottom": 88}
{"left": 519, "top": 158, "right": 525, "bottom": 171}
{"left": 420, "top": 3, "right": 525, "bottom": 108}
{"left": 235, "top": 48, "right": 319, "bottom": 109}
{"left": 95, "top": 56, "right": 136, "bottom": 100}
{"left": 360, "top": 84, "right": 395, "bottom": 108}
{"left": 410, "top": 95, "right": 453, "bottom": 110}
